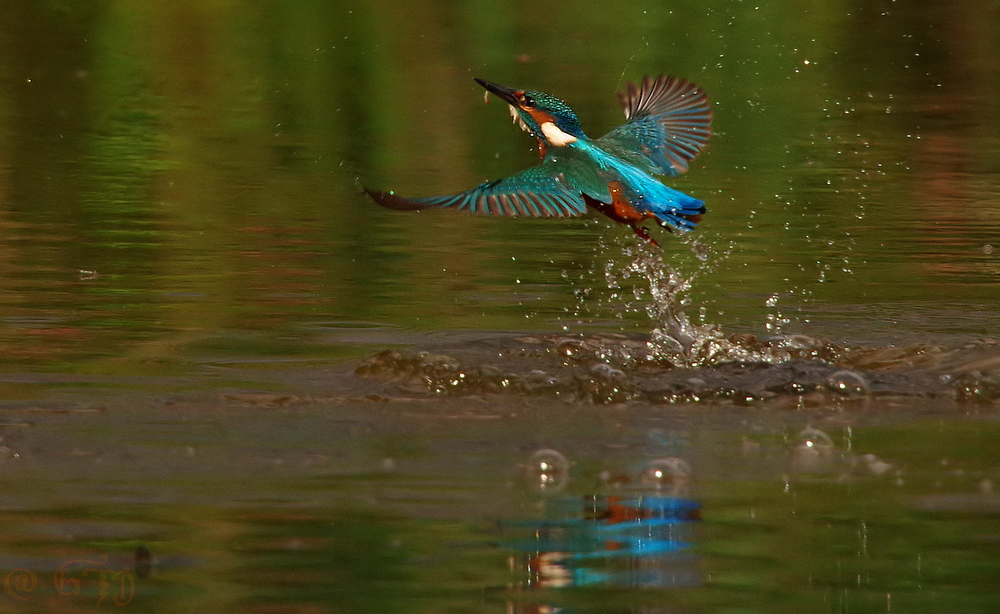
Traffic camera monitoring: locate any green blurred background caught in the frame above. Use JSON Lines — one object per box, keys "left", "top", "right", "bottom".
{"left": 2, "top": 0, "right": 998, "bottom": 376}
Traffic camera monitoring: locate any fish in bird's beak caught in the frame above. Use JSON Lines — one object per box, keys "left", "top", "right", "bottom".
{"left": 475, "top": 78, "right": 519, "bottom": 105}
{"left": 475, "top": 77, "right": 533, "bottom": 134}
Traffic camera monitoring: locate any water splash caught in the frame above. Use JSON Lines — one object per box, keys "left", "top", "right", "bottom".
{"left": 599, "top": 234, "right": 769, "bottom": 368}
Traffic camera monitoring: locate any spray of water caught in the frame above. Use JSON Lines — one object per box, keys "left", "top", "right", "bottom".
{"left": 559, "top": 221, "right": 843, "bottom": 369}
{"left": 602, "top": 235, "right": 771, "bottom": 367}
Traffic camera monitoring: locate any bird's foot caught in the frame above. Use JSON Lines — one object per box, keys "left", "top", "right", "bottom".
{"left": 631, "top": 224, "right": 661, "bottom": 247}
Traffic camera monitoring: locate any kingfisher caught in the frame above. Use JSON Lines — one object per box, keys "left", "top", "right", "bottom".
{"left": 366, "top": 75, "right": 712, "bottom": 245}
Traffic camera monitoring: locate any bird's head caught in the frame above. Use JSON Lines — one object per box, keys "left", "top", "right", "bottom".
{"left": 475, "top": 78, "right": 586, "bottom": 149}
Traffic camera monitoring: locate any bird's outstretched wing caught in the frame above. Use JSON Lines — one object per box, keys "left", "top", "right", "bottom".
{"left": 597, "top": 75, "right": 712, "bottom": 177}
{"left": 367, "top": 161, "right": 589, "bottom": 218}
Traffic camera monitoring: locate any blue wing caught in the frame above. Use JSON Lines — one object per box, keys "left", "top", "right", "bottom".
{"left": 367, "top": 162, "right": 588, "bottom": 218}
{"left": 596, "top": 75, "right": 712, "bottom": 177}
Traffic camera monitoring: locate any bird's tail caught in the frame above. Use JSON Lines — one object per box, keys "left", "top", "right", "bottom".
{"left": 653, "top": 198, "right": 706, "bottom": 232}
{"left": 364, "top": 189, "right": 433, "bottom": 210}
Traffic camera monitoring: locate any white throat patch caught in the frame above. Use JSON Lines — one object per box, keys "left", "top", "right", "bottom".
{"left": 540, "top": 121, "right": 578, "bottom": 147}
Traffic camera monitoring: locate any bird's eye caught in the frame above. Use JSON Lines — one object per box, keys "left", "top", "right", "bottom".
{"left": 521, "top": 94, "right": 535, "bottom": 108}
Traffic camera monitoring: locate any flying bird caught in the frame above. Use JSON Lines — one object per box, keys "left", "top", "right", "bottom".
{"left": 366, "top": 75, "right": 712, "bottom": 245}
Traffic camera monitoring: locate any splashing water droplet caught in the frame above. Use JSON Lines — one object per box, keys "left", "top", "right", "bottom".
{"left": 591, "top": 235, "right": 772, "bottom": 368}
{"left": 764, "top": 294, "right": 791, "bottom": 334}
{"left": 566, "top": 229, "right": 802, "bottom": 368}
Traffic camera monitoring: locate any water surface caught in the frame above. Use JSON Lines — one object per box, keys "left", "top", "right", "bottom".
{"left": 1, "top": 1, "right": 999, "bottom": 612}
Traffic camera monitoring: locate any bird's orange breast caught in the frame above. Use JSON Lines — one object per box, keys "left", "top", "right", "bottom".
{"left": 601, "top": 181, "right": 654, "bottom": 225}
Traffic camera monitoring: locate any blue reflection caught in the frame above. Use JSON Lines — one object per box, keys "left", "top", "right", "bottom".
{"left": 506, "top": 452, "right": 702, "bottom": 602}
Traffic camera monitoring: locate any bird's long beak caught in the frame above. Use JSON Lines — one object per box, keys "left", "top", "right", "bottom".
{"left": 474, "top": 78, "right": 519, "bottom": 107}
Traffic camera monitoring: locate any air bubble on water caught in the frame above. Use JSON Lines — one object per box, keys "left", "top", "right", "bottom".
{"left": 590, "top": 363, "right": 624, "bottom": 380}
{"left": 638, "top": 457, "right": 691, "bottom": 493}
{"left": 951, "top": 372, "right": 999, "bottom": 404}
{"left": 797, "top": 427, "right": 832, "bottom": 447}
{"left": 826, "top": 370, "right": 870, "bottom": 397}
{"left": 790, "top": 426, "right": 837, "bottom": 472}
{"left": 523, "top": 448, "right": 570, "bottom": 493}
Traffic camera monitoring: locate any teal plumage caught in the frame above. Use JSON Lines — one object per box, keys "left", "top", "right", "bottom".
{"left": 367, "top": 75, "right": 712, "bottom": 244}
{"left": 599, "top": 75, "right": 712, "bottom": 177}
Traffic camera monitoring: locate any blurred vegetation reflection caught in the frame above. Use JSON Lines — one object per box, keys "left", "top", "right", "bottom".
{"left": 0, "top": 1, "right": 998, "bottom": 374}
